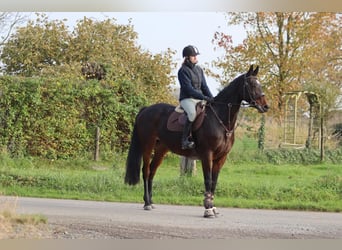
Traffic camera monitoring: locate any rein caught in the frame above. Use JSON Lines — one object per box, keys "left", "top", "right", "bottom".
{"left": 206, "top": 75, "right": 259, "bottom": 138}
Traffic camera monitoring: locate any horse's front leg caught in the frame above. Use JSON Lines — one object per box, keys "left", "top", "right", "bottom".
{"left": 202, "top": 156, "right": 227, "bottom": 218}
{"left": 201, "top": 156, "right": 216, "bottom": 217}
{"left": 209, "top": 156, "right": 228, "bottom": 216}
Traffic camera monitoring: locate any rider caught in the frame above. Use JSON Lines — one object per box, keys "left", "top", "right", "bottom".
{"left": 178, "top": 45, "right": 214, "bottom": 149}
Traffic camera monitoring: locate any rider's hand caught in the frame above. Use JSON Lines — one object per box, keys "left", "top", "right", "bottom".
{"left": 204, "top": 96, "right": 214, "bottom": 103}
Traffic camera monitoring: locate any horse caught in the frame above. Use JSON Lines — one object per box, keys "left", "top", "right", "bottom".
{"left": 124, "top": 65, "right": 269, "bottom": 217}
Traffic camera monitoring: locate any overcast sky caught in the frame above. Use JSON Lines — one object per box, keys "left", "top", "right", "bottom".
{"left": 44, "top": 12, "right": 247, "bottom": 94}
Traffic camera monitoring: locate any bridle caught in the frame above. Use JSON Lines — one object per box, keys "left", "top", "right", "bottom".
{"left": 243, "top": 75, "right": 264, "bottom": 108}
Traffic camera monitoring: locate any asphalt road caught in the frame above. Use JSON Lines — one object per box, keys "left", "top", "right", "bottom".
{"left": 9, "top": 196, "right": 342, "bottom": 239}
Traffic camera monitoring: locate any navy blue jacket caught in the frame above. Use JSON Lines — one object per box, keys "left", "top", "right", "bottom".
{"left": 178, "top": 60, "right": 213, "bottom": 101}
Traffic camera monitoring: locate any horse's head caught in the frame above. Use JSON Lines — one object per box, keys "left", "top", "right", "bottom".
{"left": 243, "top": 65, "right": 269, "bottom": 113}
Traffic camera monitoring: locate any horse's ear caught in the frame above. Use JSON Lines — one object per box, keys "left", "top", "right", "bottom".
{"left": 247, "top": 65, "right": 254, "bottom": 76}
{"left": 253, "top": 66, "right": 259, "bottom": 76}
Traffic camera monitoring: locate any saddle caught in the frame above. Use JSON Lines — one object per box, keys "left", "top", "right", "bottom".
{"left": 166, "top": 102, "right": 207, "bottom": 132}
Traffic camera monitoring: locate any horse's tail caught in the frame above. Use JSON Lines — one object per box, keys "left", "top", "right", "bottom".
{"left": 124, "top": 109, "right": 144, "bottom": 185}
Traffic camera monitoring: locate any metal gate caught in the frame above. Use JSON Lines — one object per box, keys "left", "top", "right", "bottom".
{"left": 282, "top": 91, "right": 322, "bottom": 150}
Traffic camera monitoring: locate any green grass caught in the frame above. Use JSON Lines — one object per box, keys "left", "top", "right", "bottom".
{"left": 0, "top": 152, "right": 341, "bottom": 212}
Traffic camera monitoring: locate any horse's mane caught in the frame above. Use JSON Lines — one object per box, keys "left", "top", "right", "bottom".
{"left": 214, "top": 73, "right": 245, "bottom": 102}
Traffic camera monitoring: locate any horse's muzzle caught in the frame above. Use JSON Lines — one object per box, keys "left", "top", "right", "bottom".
{"left": 251, "top": 101, "right": 269, "bottom": 113}
{"left": 258, "top": 104, "right": 270, "bottom": 113}
{"left": 254, "top": 95, "right": 269, "bottom": 113}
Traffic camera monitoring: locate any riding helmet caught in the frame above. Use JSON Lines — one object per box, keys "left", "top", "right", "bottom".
{"left": 182, "top": 45, "right": 200, "bottom": 58}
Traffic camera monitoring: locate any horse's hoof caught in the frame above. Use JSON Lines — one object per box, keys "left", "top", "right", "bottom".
{"left": 144, "top": 205, "right": 153, "bottom": 210}
{"left": 203, "top": 208, "right": 215, "bottom": 218}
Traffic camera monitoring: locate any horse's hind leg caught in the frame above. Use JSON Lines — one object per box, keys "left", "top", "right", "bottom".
{"left": 141, "top": 139, "right": 168, "bottom": 210}
{"left": 142, "top": 148, "right": 153, "bottom": 210}
{"left": 147, "top": 143, "right": 169, "bottom": 207}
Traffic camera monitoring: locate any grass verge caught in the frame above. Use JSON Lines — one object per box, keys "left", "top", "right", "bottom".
{"left": 0, "top": 154, "right": 341, "bottom": 212}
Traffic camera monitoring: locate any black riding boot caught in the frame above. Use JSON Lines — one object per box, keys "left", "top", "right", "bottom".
{"left": 181, "top": 119, "right": 195, "bottom": 149}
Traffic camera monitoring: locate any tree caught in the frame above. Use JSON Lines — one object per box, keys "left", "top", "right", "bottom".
{"left": 0, "top": 14, "right": 176, "bottom": 104}
{"left": 69, "top": 16, "right": 177, "bottom": 103}
{"left": 0, "top": 12, "right": 27, "bottom": 46}
{"left": 211, "top": 12, "right": 341, "bottom": 121}
{"left": 1, "top": 13, "right": 70, "bottom": 76}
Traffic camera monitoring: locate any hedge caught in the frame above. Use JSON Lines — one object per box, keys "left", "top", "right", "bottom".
{"left": 0, "top": 76, "right": 147, "bottom": 159}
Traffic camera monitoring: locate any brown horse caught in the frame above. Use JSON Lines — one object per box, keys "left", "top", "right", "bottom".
{"left": 124, "top": 65, "right": 269, "bottom": 217}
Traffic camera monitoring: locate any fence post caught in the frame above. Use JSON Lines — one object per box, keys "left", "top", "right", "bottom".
{"left": 180, "top": 156, "right": 196, "bottom": 176}
{"left": 320, "top": 115, "right": 324, "bottom": 162}
{"left": 94, "top": 126, "right": 100, "bottom": 161}
{"left": 258, "top": 114, "right": 265, "bottom": 151}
